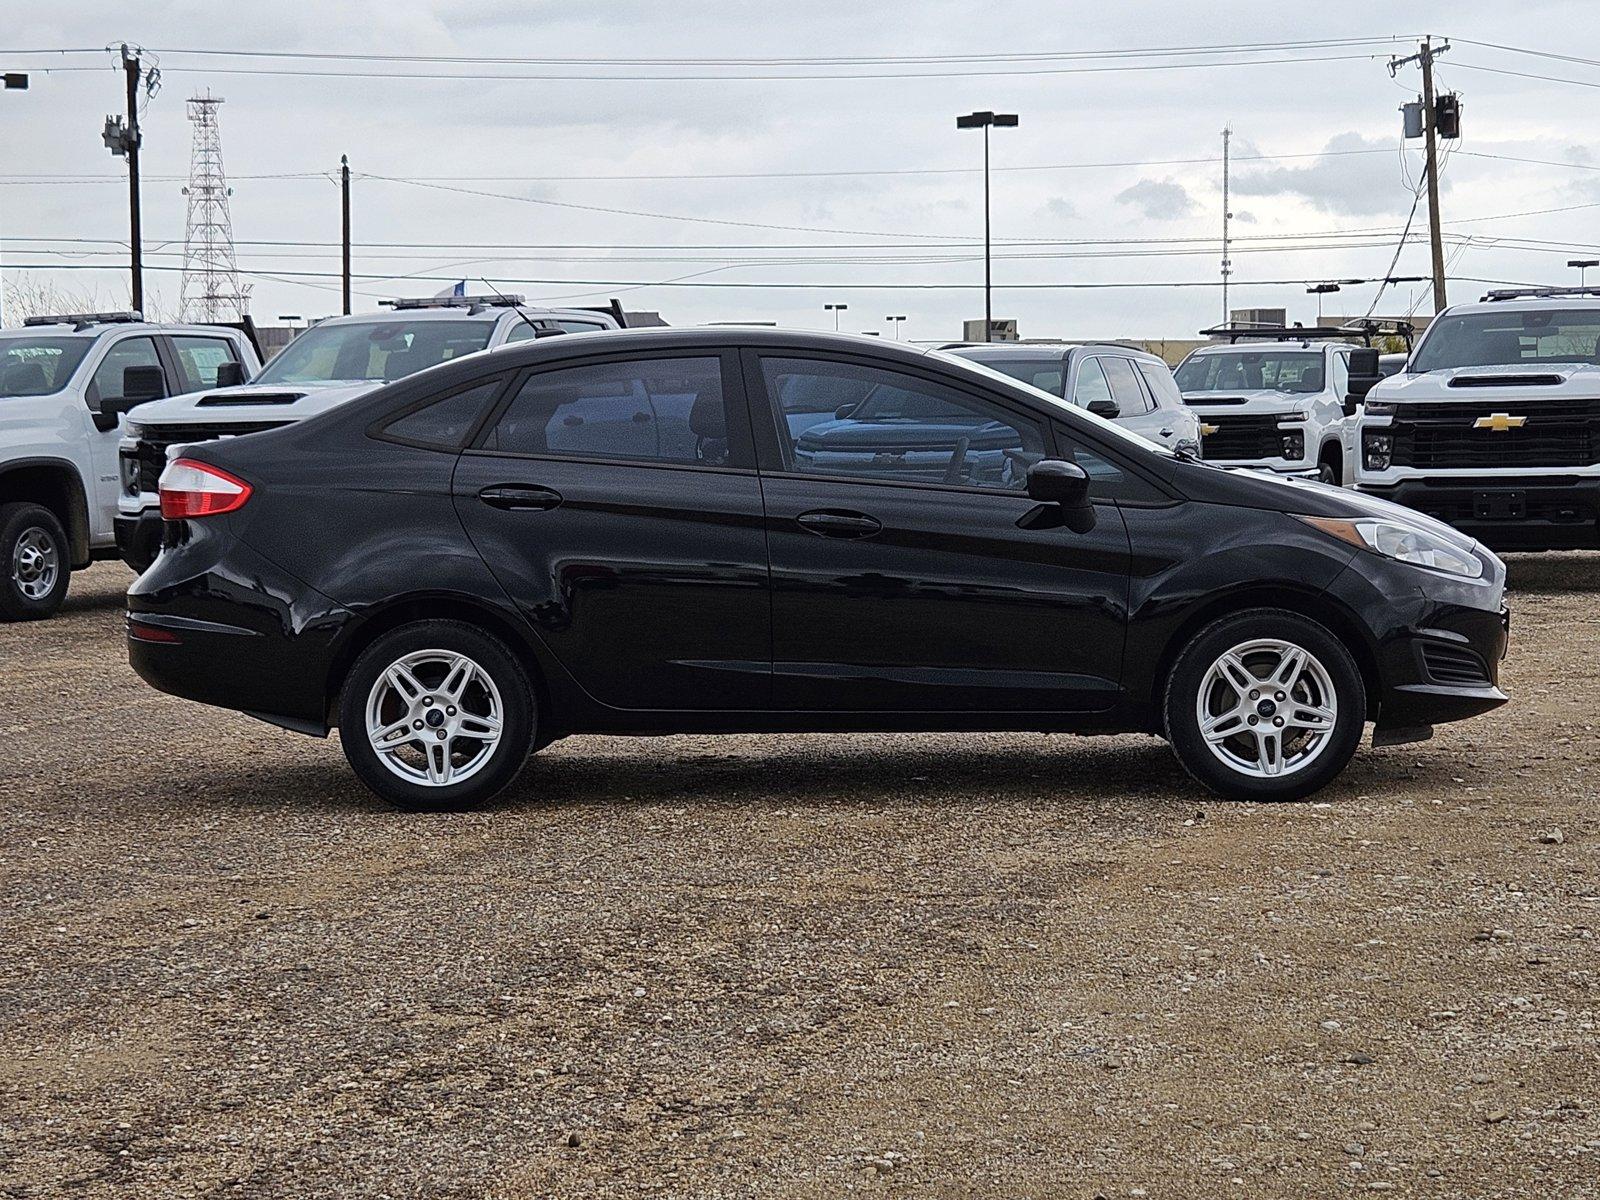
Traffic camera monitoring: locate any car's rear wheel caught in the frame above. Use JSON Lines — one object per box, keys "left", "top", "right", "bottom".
{"left": 337, "top": 620, "right": 535, "bottom": 810}
{"left": 0, "top": 502, "right": 70, "bottom": 621}
{"left": 1163, "top": 609, "right": 1366, "bottom": 801}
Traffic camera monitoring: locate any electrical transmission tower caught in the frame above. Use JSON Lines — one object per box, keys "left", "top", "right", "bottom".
{"left": 180, "top": 91, "right": 250, "bottom": 321}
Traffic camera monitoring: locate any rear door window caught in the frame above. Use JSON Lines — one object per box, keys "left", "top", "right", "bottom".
{"left": 1135, "top": 360, "right": 1185, "bottom": 410}
{"left": 170, "top": 335, "right": 241, "bottom": 392}
{"left": 1071, "top": 358, "right": 1115, "bottom": 410}
{"left": 483, "top": 356, "right": 741, "bottom": 467}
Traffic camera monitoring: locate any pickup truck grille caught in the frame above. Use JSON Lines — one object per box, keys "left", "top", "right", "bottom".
{"left": 1387, "top": 399, "right": 1600, "bottom": 469}
{"left": 123, "top": 421, "right": 291, "bottom": 497}
{"left": 1198, "top": 414, "right": 1284, "bottom": 460}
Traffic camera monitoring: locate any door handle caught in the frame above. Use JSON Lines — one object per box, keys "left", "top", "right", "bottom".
{"left": 795, "top": 509, "right": 882, "bottom": 538}
{"left": 478, "top": 484, "right": 562, "bottom": 512}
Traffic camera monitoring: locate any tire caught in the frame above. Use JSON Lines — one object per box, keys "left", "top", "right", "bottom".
{"left": 1163, "top": 608, "right": 1366, "bottom": 802}
{"left": 337, "top": 620, "right": 536, "bottom": 810}
{"left": 0, "top": 502, "right": 71, "bottom": 621}
{"left": 1316, "top": 453, "right": 1342, "bottom": 487}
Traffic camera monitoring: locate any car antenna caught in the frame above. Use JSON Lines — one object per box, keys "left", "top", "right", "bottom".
{"left": 478, "top": 277, "right": 553, "bottom": 339}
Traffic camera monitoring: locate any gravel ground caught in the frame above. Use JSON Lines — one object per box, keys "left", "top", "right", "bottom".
{"left": 1, "top": 558, "right": 1596, "bottom": 1199}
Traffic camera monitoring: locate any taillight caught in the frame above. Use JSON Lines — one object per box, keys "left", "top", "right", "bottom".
{"left": 159, "top": 458, "right": 253, "bottom": 520}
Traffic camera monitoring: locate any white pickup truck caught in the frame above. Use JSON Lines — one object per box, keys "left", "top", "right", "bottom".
{"left": 1174, "top": 326, "right": 1392, "bottom": 485}
{"left": 0, "top": 312, "right": 261, "bottom": 619}
{"left": 116, "top": 295, "right": 624, "bottom": 570}
{"left": 1355, "top": 288, "right": 1600, "bottom": 551}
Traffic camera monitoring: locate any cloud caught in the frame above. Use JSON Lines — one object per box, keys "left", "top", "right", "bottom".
{"left": 1114, "top": 179, "right": 1198, "bottom": 220}
{"left": 1045, "top": 197, "right": 1078, "bottom": 220}
{"left": 1231, "top": 132, "right": 1429, "bottom": 216}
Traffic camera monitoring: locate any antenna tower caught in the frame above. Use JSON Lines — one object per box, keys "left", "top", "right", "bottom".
{"left": 180, "top": 91, "right": 250, "bottom": 321}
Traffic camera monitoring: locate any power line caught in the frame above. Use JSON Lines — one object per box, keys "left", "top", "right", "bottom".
{"left": 1449, "top": 60, "right": 1600, "bottom": 89}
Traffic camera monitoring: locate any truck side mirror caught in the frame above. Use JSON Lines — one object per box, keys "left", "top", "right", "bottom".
{"left": 122, "top": 364, "right": 167, "bottom": 403}
{"left": 215, "top": 360, "right": 248, "bottom": 388}
{"left": 1086, "top": 398, "right": 1121, "bottom": 420}
{"left": 1345, "top": 347, "right": 1382, "bottom": 412}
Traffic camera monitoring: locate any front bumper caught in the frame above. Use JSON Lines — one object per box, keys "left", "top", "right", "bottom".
{"left": 1325, "top": 552, "right": 1510, "bottom": 741}
{"left": 1357, "top": 476, "right": 1600, "bottom": 550}
{"left": 114, "top": 508, "right": 164, "bottom": 573}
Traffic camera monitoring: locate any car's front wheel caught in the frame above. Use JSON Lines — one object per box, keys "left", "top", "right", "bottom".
{"left": 1163, "top": 609, "right": 1366, "bottom": 801}
{"left": 0, "top": 502, "right": 71, "bottom": 621}
{"left": 338, "top": 620, "right": 535, "bottom": 810}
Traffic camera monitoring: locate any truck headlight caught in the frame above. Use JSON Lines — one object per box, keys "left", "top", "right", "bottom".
{"left": 1363, "top": 432, "right": 1392, "bottom": 471}
{"left": 1299, "top": 515, "right": 1484, "bottom": 579}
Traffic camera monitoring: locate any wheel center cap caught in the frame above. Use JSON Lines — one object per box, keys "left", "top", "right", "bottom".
{"left": 424, "top": 708, "right": 446, "bottom": 728}
{"left": 1256, "top": 698, "right": 1277, "bottom": 717}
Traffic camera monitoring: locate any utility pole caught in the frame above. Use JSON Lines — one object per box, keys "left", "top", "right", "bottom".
{"left": 1, "top": 71, "right": 29, "bottom": 328}
{"left": 122, "top": 45, "right": 144, "bottom": 314}
{"left": 1391, "top": 37, "right": 1450, "bottom": 313}
{"left": 1220, "top": 126, "right": 1233, "bottom": 324}
{"left": 340, "top": 155, "right": 352, "bottom": 315}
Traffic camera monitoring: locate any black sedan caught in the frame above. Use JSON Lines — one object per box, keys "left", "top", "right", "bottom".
{"left": 127, "top": 329, "right": 1509, "bottom": 809}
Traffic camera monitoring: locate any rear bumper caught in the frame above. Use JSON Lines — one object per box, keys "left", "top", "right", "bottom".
{"left": 1357, "top": 477, "right": 1600, "bottom": 550}
{"left": 127, "top": 528, "right": 349, "bottom": 734}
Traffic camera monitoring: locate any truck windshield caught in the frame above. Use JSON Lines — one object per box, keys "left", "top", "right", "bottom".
{"left": 1174, "top": 350, "right": 1326, "bottom": 394}
{"left": 1410, "top": 308, "right": 1600, "bottom": 372}
{"left": 255, "top": 320, "right": 494, "bottom": 385}
{"left": 0, "top": 337, "right": 92, "bottom": 397}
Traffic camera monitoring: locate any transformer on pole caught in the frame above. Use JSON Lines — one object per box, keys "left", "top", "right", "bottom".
{"left": 180, "top": 91, "right": 250, "bottom": 322}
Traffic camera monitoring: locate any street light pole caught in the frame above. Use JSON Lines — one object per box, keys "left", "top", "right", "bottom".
{"left": 956, "top": 110, "right": 1018, "bottom": 342}
{"left": 824, "top": 302, "right": 847, "bottom": 331}
{"left": 886, "top": 315, "right": 907, "bottom": 339}
{"left": 1568, "top": 259, "right": 1599, "bottom": 288}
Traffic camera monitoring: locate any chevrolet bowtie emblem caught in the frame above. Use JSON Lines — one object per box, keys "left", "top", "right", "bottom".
{"left": 1199, "top": 423, "right": 1219, "bottom": 436}
{"left": 1474, "top": 412, "right": 1527, "bottom": 431}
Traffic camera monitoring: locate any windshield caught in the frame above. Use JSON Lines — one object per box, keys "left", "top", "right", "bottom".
{"left": 1410, "top": 308, "right": 1600, "bottom": 372}
{"left": 947, "top": 352, "right": 1066, "bottom": 396}
{"left": 0, "top": 336, "right": 92, "bottom": 397}
{"left": 935, "top": 351, "right": 1175, "bottom": 459}
{"left": 1175, "top": 350, "right": 1326, "bottom": 394}
{"left": 256, "top": 319, "right": 494, "bottom": 385}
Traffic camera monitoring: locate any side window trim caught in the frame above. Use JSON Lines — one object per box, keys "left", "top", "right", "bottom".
{"left": 466, "top": 349, "right": 756, "bottom": 471}
{"left": 744, "top": 349, "right": 1049, "bottom": 495}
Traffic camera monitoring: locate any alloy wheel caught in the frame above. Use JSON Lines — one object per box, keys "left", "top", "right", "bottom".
{"left": 364, "top": 649, "right": 504, "bottom": 788}
{"left": 1194, "top": 637, "right": 1338, "bottom": 779}
{"left": 11, "top": 526, "right": 60, "bottom": 601}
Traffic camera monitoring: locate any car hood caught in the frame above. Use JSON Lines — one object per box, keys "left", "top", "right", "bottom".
{"left": 1181, "top": 390, "right": 1318, "bottom": 415}
{"left": 126, "top": 379, "right": 383, "bottom": 426}
{"left": 1174, "top": 461, "right": 1479, "bottom": 549}
{"left": 1370, "top": 361, "right": 1600, "bottom": 401}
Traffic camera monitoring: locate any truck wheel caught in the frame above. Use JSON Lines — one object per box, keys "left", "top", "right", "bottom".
{"left": 0, "top": 502, "right": 71, "bottom": 621}
{"left": 1317, "top": 447, "right": 1342, "bottom": 487}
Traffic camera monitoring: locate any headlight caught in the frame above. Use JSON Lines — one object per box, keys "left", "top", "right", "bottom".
{"left": 1298, "top": 515, "right": 1484, "bottom": 579}
{"left": 1280, "top": 430, "right": 1305, "bottom": 460}
{"left": 1364, "top": 401, "right": 1395, "bottom": 417}
{"left": 1362, "top": 432, "right": 1392, "bottom": 471}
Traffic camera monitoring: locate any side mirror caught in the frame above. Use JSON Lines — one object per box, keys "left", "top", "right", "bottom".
{"left": 1025, "top": 459, "right": 1095, "bottom": 533}
{"left": 1345, "top": 347, "right": 1382, "bottom": 407}
{"left": 122, "top": 364, "right": 167, "bottom": 403}
{"left": 215, "top": 360, "right": 248, "bottom": 388}
{"left": 834, "top": 402, "right": 860, "bottom": 420}
{"left": 1086, "top": 397, "right": 1120, "bottom": 420}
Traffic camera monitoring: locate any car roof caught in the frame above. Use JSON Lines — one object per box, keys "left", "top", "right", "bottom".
{"left": 0, "top": 320, "right": 247, "bottom": 340}
{"left": 943, "top": 341, "right": 1166, "bottom": 363}
{"left": 1186, "top": 339, "right": 1342, "bottom": 354}
{"left": 1443, "top": 295, "right": 1600, "bottom": 316}
{"left": 307, "top": 306, "right": 573, "bottom": 328}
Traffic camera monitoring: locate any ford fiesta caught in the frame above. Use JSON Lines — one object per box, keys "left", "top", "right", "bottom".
{"left": 127, "top": 329, "right": 1510, "bottom": 809}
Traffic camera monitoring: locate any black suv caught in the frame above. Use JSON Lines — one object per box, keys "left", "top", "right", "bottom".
{"left": 127, "top": 330, "right": 1509, "bottom": 809}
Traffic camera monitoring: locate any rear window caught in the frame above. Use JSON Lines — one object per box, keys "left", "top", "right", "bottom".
{"left": 1411, "top": 308, "right": 1600, "bottom": 372}
{"left": 379, "top": 378, "right": 506, "bottom": 450}
{"left": 949, "top": 355, "right": 1064, "bottom": 396}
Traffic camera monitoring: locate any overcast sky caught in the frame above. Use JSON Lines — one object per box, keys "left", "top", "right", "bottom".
{"left": 3, "top": 1, "right": 1598, "bottom": 340}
